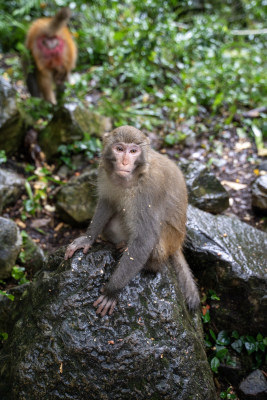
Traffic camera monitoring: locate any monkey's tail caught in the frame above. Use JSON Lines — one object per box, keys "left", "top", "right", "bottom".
{"left": 171, "top": 250, "right": 200, "bottom": 310}
{"left": 48, "top": 7, "right": 71, "bottom": 35}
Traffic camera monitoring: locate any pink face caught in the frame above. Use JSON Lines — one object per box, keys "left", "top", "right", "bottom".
{"left": 112, "top": 142, "right": 142, "bottom": 178}
{"left": 37, "top": 35, "right": 65, "bottom": 58}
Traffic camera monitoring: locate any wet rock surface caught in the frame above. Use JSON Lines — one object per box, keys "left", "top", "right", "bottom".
{"left": 55, "top": 168, "right": 98, "bottom": 224}
{"left": 0, "top": 217, "right": 22, "bottom": 279}
{"left": 251, "top": 175, "right": 267, "bottom": 213}
{"left": 22, "top": 234, "right": 46, "bottom": 275}
{"left": 185, "top": 206, "right": 267, "bottom": 335}
{"left": 0, "top": 168, "right": 25, "bottom": 213}
{"left": 0, "top": 283, "right": 30, "bottom": 335}
{"left": 181, "top": 160, "right": 229, "bottom": 214}
{"left": 0, "top": 77, "right": 24, "bottom": 156}
{"left": 39, "top": 104, "right": 111, "bottom": 159}
{"left": 0, "top": 246, "right": 216, "bottom": 400}
{"left": 238, "top": 369, "right": 267, "bottom": 400}
{"left": 0, "top": 77, "right": 18, "bottom": 128}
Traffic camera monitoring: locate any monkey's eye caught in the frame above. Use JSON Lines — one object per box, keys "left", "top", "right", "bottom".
{"left": 130, "top": 149, "right": 137, "bottom": 154}
{"left": 116, "top": 146, "right": 124, "bottom": 152}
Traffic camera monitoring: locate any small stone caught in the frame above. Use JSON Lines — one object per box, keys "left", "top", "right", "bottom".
{"left": 252, "top": 175, "right": 267, "bottom": 212}
{"left": 239, "top": 369, "right": 267, "bottom": 400}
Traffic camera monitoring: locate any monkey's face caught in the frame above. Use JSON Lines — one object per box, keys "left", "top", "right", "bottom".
{"left": 112, "top": 142, "right": 142, "bottom": 178}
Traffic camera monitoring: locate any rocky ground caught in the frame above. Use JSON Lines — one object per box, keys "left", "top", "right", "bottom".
{"left": 3, "top": 117, "right": 266, "bottom": 261}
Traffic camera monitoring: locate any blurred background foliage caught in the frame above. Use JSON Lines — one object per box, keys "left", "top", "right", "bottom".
{"left": 0, "top": 0, "right": 266, "bottom": 130}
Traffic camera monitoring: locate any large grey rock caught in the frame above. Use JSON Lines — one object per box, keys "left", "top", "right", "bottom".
{"left": 0, "top": 168, "right": 25, "bottom": 213}
{"left": 56, "top": 169, "right": 98, "bottom": 224}
{"left": 39, "top": 103, "right": 111, "bottom": 159}
{"left": 238, "top": 369, "right": 267, "bottom": 400}
{"left": 251, "top": 175, "right": 267, "bottom": 212}
{"left": 0, "top": 247, "right": 216, "bottom": 400}
{"left": 0, "top": 77, "right": 24, "bottom": 156}
{"left": 22, "top": 235, "right": 46, "bottom": 275}
{"left": 185, "top": 206, "right": 267, "bottom": 335}
{"left": 0, "top": 217, "right": 22, "bottom": 279}
{"left": 181, "top": 160, "right": 229, "bottom": 214}
{"left": 0, "top": 77, "right": 17, "bottom": 127}
{"left": 0, "top": 283, "right": 29, "bottom": 336}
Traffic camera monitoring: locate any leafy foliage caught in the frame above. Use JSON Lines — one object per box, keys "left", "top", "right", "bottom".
{"left": 220, "top": 386, "right": 237, "bottom": 399}
{"left": 206, "top": 329, "right": 267, "bottom": 373}
{"left": 0, "top": 290, "right": 14, "bottom": 301}
{"left": 202, "top": 292, "right": 267, "bottom": 373}
{"left": 1, "top": 0, "right": 266, "bottom": 130}
{"left": 11, "top": 266, "right": 29, "bottom": 285}
{"left": 21, "top": 166, "right": 63, "bottom": 219}
{"left": 58, "top": 135, "right": 102, "bottom": 169}
{"left": 0, "top": 150, "right": 7, "bottom": 164}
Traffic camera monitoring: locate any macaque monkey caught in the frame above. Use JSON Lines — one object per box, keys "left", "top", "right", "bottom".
{"left": 25, "top": 7, "right": 77, "bottom": 104}
{"left": 65, "top": 126, "right": 200, "bottom": 316}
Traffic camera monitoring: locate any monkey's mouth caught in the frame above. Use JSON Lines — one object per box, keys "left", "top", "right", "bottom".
{"left": 116, "top": 170, "right": 131, "bottom": 177}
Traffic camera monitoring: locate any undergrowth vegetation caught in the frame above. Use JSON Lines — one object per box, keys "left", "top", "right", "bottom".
{"left": 0, "top": 0, "right": 266, "bottom": 133}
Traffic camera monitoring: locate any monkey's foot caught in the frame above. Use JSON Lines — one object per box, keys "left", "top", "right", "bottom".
{"left": 64, "top": 236, "right": 92, "bottom": 260}
{"left": 93, "top": 294, "right": 117, "bottom": 317}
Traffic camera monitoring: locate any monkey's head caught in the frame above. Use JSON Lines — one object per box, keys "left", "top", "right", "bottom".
{"left": 102, "top": 126, "right": 150, "bottom": 183}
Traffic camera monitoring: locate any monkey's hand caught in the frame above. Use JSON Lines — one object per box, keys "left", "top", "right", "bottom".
{"left": 93, "top": 289, "right": 117, "bottom": 317}
{"left": 64, "top": 235, "right": 93, "bottom": 260}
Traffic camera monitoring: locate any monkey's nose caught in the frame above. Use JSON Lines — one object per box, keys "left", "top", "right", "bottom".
{"left": 122, "top": 156, "right": 129, "bottom": 165}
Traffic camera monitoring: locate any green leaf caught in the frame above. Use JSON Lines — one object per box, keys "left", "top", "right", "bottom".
{"left": 0, "top": 150, "right": 7, "bottom": 164}
{"left": 244, "top": 341, "right": 256, "bottom": 355}
{"left": 25, "top": 181, "right": 33, "bottom": 200}
{"left": 0, "top": 290, "right": 14, "bottom": 301}
{"left": 252, "top": 125, "right": 265, "bottom": 152}
{"left": 231, "top": 339, "right": 243, "bottom": 354}
{"left": 12, "top": 266, "right": 25, "bottom": 280}
{"left": 202, "top": 311, "right": 210, "bottom": 324}
{"left": 210, "top": 357, "right": 220, "bottom": 373}
{"left": 21, "top": 230, "right": 28, "bottom": 239}
{"left": 231, "top": 330, "right": 239, "bottom": 339}
{"left": 256, "top": 333, "right": 263, "bottom": 342}
{"left": 0, "top": 332, "right": 8, "bottom": 341}
{"left": 210, "top": 294, "right": 220, "bottom": 300}
{"left": 216, "top": 331, "right": 230, "bottom": 346}
{"left": 216, "top": 347, "right": 228, "bottom": 360}
{"left": 212, "top": 92, "right": 224, "bottom": 110}
{"left": 209, "top": 329, "right": 217, "bottom": 342}
{"left": 205, "top": 339, "right": 212, "bottom": 348}
{"left": 258, "top": 342, "right": 265, "bottom": 352}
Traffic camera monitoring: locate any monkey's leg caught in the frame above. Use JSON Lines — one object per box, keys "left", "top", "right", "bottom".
{"left": 37, "top": 70, "right": 56, "bottom": 104}
{"left": 26, "top": 71, "right": 41, "bottom": 97}
{"left": 55, "top": 67, "right": 68, "bottom": 101}
{"left": 94, "top": 230, "right": 159, "bottom": 316}
{"left": 171, "top": 250, "right": 200, "bottom": 310}
{"left": 22, "top": 55, "right": 40, "bottom": 98}
{"left": 145, "top": 244, "right": 165, "bottom": 273}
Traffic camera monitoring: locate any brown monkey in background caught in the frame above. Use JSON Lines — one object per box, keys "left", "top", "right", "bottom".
{"left": 65, "top": 126, "right": 200, "bottom": 316}
{"left": 25, "top": 7, "right": 77, "bottom": 104}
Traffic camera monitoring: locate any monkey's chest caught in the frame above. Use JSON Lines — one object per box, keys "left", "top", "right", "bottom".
{"left": 103, "top": 213, "right": 129, "bottom": 244}
{"left": 37, "top": 35, "right": 65, "bottom": 68}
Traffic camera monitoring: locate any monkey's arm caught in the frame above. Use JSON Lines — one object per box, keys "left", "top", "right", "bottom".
{"left": 64, "top": 199, "right": 113, "bottom": 260}
{"left": 94, "top": 220, "right": 159, "bottom": 316}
